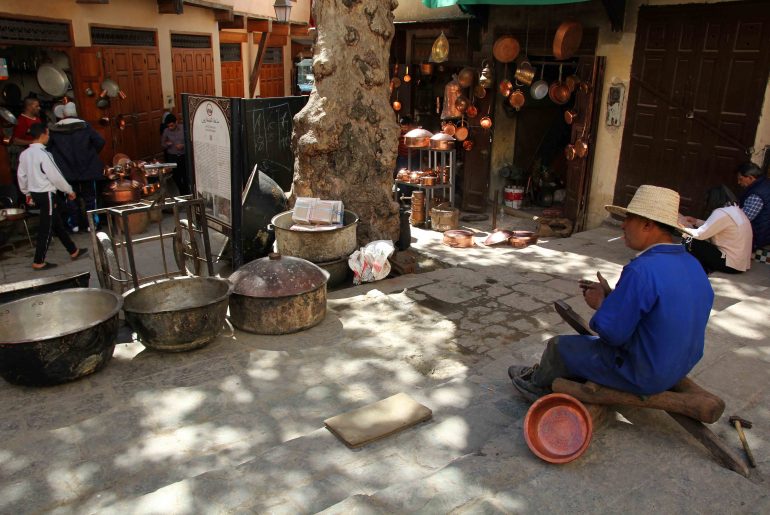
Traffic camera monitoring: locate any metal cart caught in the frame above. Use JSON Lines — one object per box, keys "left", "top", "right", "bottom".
{"left": 87, "top": 195, "right": 214, "bottom": 293}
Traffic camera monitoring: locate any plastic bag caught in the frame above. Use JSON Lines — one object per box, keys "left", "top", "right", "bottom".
{"left": 348, "top": 240, "right": 395, "bottom": 285}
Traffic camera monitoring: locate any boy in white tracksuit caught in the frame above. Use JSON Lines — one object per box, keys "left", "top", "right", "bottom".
{"left": 17, "top": 123, "right": 87, "bottom": 270}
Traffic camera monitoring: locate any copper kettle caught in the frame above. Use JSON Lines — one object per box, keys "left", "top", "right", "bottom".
{"left": 478, "top": 60, "right": 494, "bottom": 89}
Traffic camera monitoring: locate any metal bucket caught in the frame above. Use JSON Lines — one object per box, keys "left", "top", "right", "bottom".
{"left": 123, "top": 276, "right": 233, "bottom": 352}
{"left": 316, "top": 256, "right": 351, "bottom": 288}
{"left": 0, "top": 289, "right": 122, "bottom": 386}
{"left": 271, "top": 209, "right": 358, "bottom": 263}
{"left": 430, "top": 205, "right": 459, "bottom": 232}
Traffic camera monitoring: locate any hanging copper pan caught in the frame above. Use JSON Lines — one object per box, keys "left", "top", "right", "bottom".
{"left": 458, "top": 67, "right": 476, "bottom": 88}
{"left": 455, "top": 120, "right": 469, "bottom": 141}
{"left": 493, "top": 36, "right": 520, "bottom": 63}
{"left": 575, "top": 137, "right": 589, "bottom": 158}
{"left": 564, "top": 108, "right": 578, "bottom": 125}
{"left": 553, "top": 20, "right": 583, "bottom": 60}
{"left": 463, "top": 138, "right": 474, "bottom": 151}
{"left": 564, "top": 144, "right": 577, "bottom": 161}
{"left": 466, "top": 103, "right": 478, "bottom": 119}
{"left": 442, "top": 121, "right": 457, "bottom": 136}
{"left": 455, "top": 95, "right": 469, "bottom": 113}
{"left": 509, "top": 88, "right": 526, "bottom": 111}
{"left": 474, "top": 84, "right": 487, "bottom": 99}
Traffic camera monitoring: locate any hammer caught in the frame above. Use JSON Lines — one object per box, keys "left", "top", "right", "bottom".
{"left": 728, "top": 415, "right": 756, "bottom": 468}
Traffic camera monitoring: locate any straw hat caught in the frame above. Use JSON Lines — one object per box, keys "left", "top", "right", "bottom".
{"left": 605, "top": 185, "right": 681, "bottom": 229}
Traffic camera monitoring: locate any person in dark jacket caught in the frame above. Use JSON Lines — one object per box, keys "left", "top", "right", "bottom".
{"left": 737, "top": 161, "right": 770, "bottom": 250}
{"left": 48, "top": 103, "right": 106, "bottom": 232}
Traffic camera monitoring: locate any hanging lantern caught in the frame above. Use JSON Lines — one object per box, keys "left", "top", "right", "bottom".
{"left": 479, "top": 60, "right": 494, "bottom": 89}
{"left": 430, "top": 32, "right": 449, "bottom": 63}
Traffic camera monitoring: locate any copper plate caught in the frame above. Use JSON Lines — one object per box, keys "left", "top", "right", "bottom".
{"left": 442, "top": 229, "right": 474, "bottom": 248}
{"left": 493, "top": 36, "right": 520, "bottom": 64}
{"left": 524, "top": 393, "right": 593, "bottom": 464}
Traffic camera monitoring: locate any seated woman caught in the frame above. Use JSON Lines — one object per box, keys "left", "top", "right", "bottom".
{"left": 680, "top": 185, "right": 752, "bottom": 274}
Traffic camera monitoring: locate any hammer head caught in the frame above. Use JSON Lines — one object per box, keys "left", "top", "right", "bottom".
{"left": 729, "top": 415, "right": 753, "bottom": 429}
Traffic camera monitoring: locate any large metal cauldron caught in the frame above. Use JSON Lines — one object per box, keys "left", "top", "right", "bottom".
{"left": 0, "top": 289, "right": 122, "bottom": 386}
{"left": 123, "top": 277, "right": 233, "bottom": 352}
{"left": 271, "top": 210, "right": 359, "bottom": 263}
{"left": 229, "top": 253, "right": 329, "bottom": 335}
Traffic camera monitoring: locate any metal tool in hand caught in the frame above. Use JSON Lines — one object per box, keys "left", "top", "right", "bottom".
{"left": 728, "top": 415, "right": 756, "bottom": 468}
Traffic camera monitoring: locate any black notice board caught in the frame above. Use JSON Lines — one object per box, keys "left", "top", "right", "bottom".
{"left": 242, "top": 96, "right": 308, "bottom": 191}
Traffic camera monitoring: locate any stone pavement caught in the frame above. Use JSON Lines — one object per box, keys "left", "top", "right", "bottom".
{"left": 1, "top": 215, "right": 769, "bottom": 514}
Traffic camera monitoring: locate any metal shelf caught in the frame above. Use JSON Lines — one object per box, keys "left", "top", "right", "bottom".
{"left": 403, "top": 147, "right": 456, "bottom": 222}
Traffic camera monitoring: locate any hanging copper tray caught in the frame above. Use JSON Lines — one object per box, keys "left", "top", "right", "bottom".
{"left": 493, "top": 36, "right": 520, "bottom": 64}
{"left": 553, "top": 20, "right": 583, "bottom": 60}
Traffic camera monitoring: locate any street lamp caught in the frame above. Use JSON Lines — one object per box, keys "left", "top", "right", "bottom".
{"left": 274, "top": 0, "right": 293, "bottom": 23}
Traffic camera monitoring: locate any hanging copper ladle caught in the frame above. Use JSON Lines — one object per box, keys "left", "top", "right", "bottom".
{"left": 479, "top": 103, "right": 493, "bottom": 130}
{"left": 403, "top": 65, "right": 411, "bottom": 83}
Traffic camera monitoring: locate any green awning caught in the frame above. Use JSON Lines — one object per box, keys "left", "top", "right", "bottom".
{"left": 423, "top": 0, "right": 589, "bottom": 8}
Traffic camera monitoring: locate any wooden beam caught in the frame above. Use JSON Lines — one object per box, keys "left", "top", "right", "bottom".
{"left": 270, "top": 23, "right": 290, "bottom": 37}
{"left": 291, "top": 24, "right": 310, "bottom": 37}
{"left": 158, "top": 0, "right": 183, "bottom": 14}
{"left": 219, "top": 31, "right": 247, "bottom": 44}
{"left": 267, "top": 34, "right": 288, "bottom": 47}
{"left": 247, "top": 19, "right": 272, "bottom": 33}
{"left": 218, "top": 15, "right": 245, "bottom": 30}
{"left": 214, "top": 8, "right": 234, "bottom": 23}
{"left": 76, "top": 0, "right": 109, "bottom": 4}
{"left": 249, "top": 32, "right": 268, "bottom": 98}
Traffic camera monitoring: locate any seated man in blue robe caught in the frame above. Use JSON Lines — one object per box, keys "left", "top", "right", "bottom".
{"left": 509, "top": 185, "right": 714, "bottom": 399}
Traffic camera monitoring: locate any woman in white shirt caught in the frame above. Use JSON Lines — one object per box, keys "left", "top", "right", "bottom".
{"left": 680, "top": 185, "right": 752, "bottom": 274}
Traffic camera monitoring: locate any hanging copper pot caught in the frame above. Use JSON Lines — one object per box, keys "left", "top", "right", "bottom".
{"left": 455, "top": 95, "right": 469, "bottom": 113}
{"left": 421, "top": 62, "right": 434, "bottom": 76}
{"left": 499, "top": 79, "right": 513, "bottom": 97}
{"left": 463, "top": 139, "right": 474, "bottom": 151}
{"left": 442, "top": 121, "right": 457, "bottom": 136}
{"left": 480, "top": 115, "right": 493, "bottom": 130}
{"left": 565, "top": 144, "right": 577, "bottom": 161}
{"left": 466, "top": 103, "right": 479, "bottom": 119}
{"left": 565, "top": 74, "right": 581, "bottom": 93}
{"left": 392, "top": 100, "right": 402, "bottom": 112}
{"left": 564, "top": 108, "right": 578, "bottom": 125}
{"left": 575, "top": 137, "right": 589, "bottom": 158}
{"left": 455, "top": 119, "right": 469, "bottom": 141}
{"left": 509, "top": 88, "right": 526, "bottom": 111}
{"left": 404, "top": 128, "right": 433, "bottom": 148}
{"left": 430, "top": 132, "right": 456, "bottom": 150}
{"left": 458, "top": 67, "right": 475, "bottom": 88}
{"left": 553, "top": 20, "right": 583, "bottom": 60}
{"left": 474, "top": 84, "right": 487, "bottom": 99}
{"left": 493, "top": 36, "right": 520, "bottom": 64}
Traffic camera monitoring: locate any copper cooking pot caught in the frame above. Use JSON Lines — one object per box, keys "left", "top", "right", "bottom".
{"left": 564, "top": 144, "right": 577, "bottom": 161}
{"left": 575, "top": 137, "right": 589, "bottom": 158}
{"left": 421, "top": 62, "right": 433, "bottom": 76}
{"left": 404, "top": 128, "right": 433, "bottom": 148}
{"left": 499, "top": 78, "right": 513, "bottom": 97}
{"left": 408, "top": 170, "right": 423, "bottom": 184}
{"left": 565, "top": 74, "right": 581, "bottom": 93}
{"left": 430, "top": 132, "right": 455, "bottom": 150}
{"left": 549, "top": 81, "right": 571, "bottom": 105}
{"left": 421, "top": 174, "right": 437, "bottom": 186}
{"left": 564, "top": 108, "right": 578, "bottom": 125}
{"left": 103, "top": 178, "right": 142, "bottom": 204}
{"left": 509, "top": 89, "right": 526, "bottom": 111}
{"left": 479, "top": 115, "right": 493, "bottom": 130}
{"left": 442, "top": 121, "right": 457, "bottom": 136}
{"left": 458, "top": 67, "right": 476, "bottom": 88}
{"left": 455, "top": 121, "right": 469, "bottom": 142}
{"left": 466, "top": 104, "right": 478, "bottom": 118}
{"left": 396, "top": 168, "right": 410, "bottom": 182}
{"left": 455, "top": 95, "right": 470, "bottom": 113}
{"left": 463, "top": 139, "right": 474, "bottom": 151}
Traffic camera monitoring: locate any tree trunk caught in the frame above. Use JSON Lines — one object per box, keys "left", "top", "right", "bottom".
{"left": 292, "top": 0, "right": 400, "bottom": 246}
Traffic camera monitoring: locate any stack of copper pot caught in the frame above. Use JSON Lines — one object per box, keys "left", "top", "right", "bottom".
{"left": 410, "top": 190, "right": 425, "bottom": 225}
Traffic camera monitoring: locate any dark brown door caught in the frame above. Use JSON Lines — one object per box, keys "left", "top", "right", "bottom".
{"left": 259, "top": 47, "right": 285, "bottom": 97}
{"left": 564, "top": 56, "right": 605, "bottom": 231}
{"left": 461, "top": 92, "right": 493, "bottom": 212}
{"left": 615, "top": 1, "right": 770, "bottom": 217}
{"left": 72, "top": 47, "right": 114, "bottom": 164}
{"left": 172, "top": 48, "right": 215, "bottom": 111}
{"left": 221, "top": 62, "right": 244, "bottom": 98}
{"left": 102, "top": 46, "right": 164, "bottom": 160}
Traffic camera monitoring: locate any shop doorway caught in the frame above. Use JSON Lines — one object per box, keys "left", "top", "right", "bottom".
{"left": 171, "top": 34, "right": 215, "bottom": 114}
{"left": 615, "top": 0, "right": 770, "bottom": 218}
{"left": 259, "top": 47, "right": 285, "bottom": 97}
{"left": 220, "top": 43, "right": 244, "bottom": 98}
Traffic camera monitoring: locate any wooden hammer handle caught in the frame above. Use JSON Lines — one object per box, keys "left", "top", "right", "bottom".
{"left": 733, "top": 421, "right": 757, "bottom": 468}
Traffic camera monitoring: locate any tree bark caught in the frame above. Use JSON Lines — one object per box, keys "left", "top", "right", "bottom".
{"left": 292, "top": 0, "right": 400, "bottom": 245}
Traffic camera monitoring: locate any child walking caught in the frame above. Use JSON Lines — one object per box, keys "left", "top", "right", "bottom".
{"left": 17, "top": 123, "right": 88, "bottom": 270}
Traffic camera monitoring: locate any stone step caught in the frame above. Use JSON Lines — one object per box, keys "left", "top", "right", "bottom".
{"left": 93, "top": 378, "right": 521, "bottom": 514}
